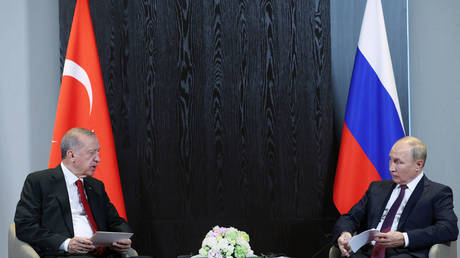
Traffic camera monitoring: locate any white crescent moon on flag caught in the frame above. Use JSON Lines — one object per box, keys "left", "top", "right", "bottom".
{"left": 62, "top": 59, "right": 93, "bottom": 114}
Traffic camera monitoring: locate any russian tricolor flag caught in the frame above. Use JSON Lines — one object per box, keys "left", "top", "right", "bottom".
{"left": 333, "top": 0, "right": 405, "bottom": 215}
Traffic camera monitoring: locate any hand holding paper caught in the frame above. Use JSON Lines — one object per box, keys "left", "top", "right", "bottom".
{"left": 349, "top": 229, "right": 380, "bottom": 253}
{"left": 90, "top": 231, "right": 133, "bottom": 247}
{"left": 338, "top": 232, "right": 353, "bottom": 257}
{"left": 110, "top": 238, "right": 132, "bottom": 254}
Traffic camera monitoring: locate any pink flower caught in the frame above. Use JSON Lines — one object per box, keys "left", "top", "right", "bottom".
{"left": 208, "top": 250, "right": 223, "bottom": 258}
{"left": 214, "top": 227, "right": 227, "bottom": 235}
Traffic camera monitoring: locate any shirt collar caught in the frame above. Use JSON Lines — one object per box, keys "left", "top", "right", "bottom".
{"left": 401, "top": 171, "right": 424, "bottom": 192}
{"left": 61, "top": 162, "right": 81, "bottom": 187}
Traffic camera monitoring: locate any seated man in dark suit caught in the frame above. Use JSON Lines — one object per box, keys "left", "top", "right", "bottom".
{"left": 333, "top": 136, "right": 458, "bottom": 258}
{"left": 15, "top": 128, "right": 137, "bottom": 257}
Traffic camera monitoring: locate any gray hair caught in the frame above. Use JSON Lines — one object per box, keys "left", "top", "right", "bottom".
{"left": 397, "top": 136, "right": 427, "bottom": 167}
{"left": 60, "top": 128, "right": 96, "bottom": 159}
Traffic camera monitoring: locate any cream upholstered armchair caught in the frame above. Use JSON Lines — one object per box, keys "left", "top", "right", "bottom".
{"left": 8, "top": 223, "right": 38, "bottom": 258}
{"left": 8, "top": 223, "right": 139, "bottom": 258}
{"left": 328, "top": 241, "right": 457, "bottom": 258}
{"left": 428, "top": 241, "right": 458, "bottom": 258}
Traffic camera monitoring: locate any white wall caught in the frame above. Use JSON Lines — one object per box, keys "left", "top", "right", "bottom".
{"left": 0, "top": 1, "right": 59, "bottom": 256}
{"left": 409, "top": 0, "right": 460, "bottom": 253}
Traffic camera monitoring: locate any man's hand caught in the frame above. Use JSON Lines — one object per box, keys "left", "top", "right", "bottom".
{"left": 374, "top": 231, "right": 405, "bottom": 248}
{"left": 338, "top": 232, "right": 353, "bottom": 257}
{"left": 68, "top": 237, "right": 96, "bottom": 254}
{"left": 110, "top": 238, "right": 132, "bottom": 254}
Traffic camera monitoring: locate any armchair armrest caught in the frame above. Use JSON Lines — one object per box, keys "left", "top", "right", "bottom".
{"left": 428, "top": 241, "right": 457, "bottom": 258}
{"left": 8, "top": 223, "right": 39, "bottom": 258}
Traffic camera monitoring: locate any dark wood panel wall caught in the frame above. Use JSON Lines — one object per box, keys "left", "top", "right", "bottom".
{"left": 59, "top": 0, "right": 338, "bottom": 257}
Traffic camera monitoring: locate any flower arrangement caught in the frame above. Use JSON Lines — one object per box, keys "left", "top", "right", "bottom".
{"left": 198, "top": 226, "right": 254, "bottom": 258}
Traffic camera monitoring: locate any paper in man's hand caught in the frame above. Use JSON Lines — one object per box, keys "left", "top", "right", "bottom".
{"left": 90, "top": 231, "right": 133, "bottom": 247}
{"left": 349, "top": 229, "right": 380, "bottom": 253}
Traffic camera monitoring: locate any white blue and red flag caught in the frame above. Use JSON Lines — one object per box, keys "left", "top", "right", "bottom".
{"left": 333, "top": 0, "right": 405, "bottom": 214}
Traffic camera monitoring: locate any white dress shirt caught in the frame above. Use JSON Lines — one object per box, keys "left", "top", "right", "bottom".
{"left": 59, "top": 163, "right": 94, "bottom": 251}
{"left": 376, "top": 172, "right": 424, "bottom": 247}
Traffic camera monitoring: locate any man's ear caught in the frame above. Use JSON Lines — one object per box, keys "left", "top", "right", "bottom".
{"left": 416, "top": 159, "right": 424, "bottom": 170}
{"left": 66, "top": 149, "right": 74, "bottom": 159}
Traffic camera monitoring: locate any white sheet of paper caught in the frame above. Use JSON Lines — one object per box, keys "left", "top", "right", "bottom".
{"left": 90, "top": 231, "right": 133, "bottom": 247}
{"left": 349, "top": 229, "right": 380, "bottom": 253}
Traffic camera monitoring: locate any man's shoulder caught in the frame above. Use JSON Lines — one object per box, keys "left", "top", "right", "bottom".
{"left": 369, "top": 179, "right": 394, "bottom": 188}
{"left": 368, "top": 176, "right": 452, "bottom": 192}
{"left": 371, "top": 179, "right": 394, "bottom": 185}
{"left": 26, "top": 167, "right": 61, "bottom": 180}
{"left": 423, "top": 176, "right": 453, "bottom": 193}
{"left": 83, "top": 176, "right": 109, "bottom": 197}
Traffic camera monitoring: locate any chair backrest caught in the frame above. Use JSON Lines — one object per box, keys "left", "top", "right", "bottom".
{"left": 8, "top": 223, "right": 40, "bottom": 258}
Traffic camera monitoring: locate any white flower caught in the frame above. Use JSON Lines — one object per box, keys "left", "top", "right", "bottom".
{"left": 227, "top": 227, "right": 237, "bottom": 232}
{"left": 203, "top": 236, "right": 218, "bottom": 248}
{"left": 217, "top": 238, "right": 234, "bottom": 255}
{"left": 226, "top": 245, "right": 235, "bottom": 255}
{"left": 217, "top": 238, "right": 228, "bottom": 248}
{"left": 199, "top": 248, "right": 208, "bottom": 256}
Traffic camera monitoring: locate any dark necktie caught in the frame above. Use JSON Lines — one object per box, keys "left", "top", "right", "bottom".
{"left": 75, "top": 180, "right": 98, "bottom": 233}
{"left": 371, "top": 185, "right": 407, "bottom": 258}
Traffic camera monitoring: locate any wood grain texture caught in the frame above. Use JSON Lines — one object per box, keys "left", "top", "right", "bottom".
{"left": 59, "top": 0, "right": 337, "bottom": 257}
{"left": 237, "top": 0, "right": 250, "bottom": 219}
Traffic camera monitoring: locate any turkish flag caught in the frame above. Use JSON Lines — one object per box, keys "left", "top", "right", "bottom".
{"left": 49, "top": 0, "right": 127, "bottom": 219}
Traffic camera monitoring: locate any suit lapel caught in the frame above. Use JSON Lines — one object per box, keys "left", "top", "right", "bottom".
{"left": 371, "top": 181, "right": 396, "bottom": 228}
{"left": 52, "top": 166, "right": 74, "bottom": 236}
{"left": 398, "top": 176, "right": 426, "bottom": 230}
{"left": 83, "top": 178, "right": 103, "bottom": 230}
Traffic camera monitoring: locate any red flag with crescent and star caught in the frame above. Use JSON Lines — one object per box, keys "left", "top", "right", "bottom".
{"left": 49, "top": 0, "right": 127, "bottom": 219}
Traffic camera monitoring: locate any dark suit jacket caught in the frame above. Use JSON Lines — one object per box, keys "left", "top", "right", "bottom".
{"left": 14, "top": 165, "right": 131, "bottom": 257}
{"left": 333, "top": 175, "right": 458, "bottom": 258}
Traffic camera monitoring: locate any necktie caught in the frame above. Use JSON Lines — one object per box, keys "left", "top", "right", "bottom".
{"left": 371, "top": 185, "right": 407, "bottom": 258}
{"left": 75, "top": 180, "right": 98, "bottom": 233}
{"left": 75, "top": 180, "right": 106, "bottom": 256}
